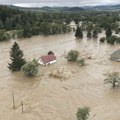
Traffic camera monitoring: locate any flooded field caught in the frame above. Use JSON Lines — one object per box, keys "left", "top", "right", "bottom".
{"left": 0, "top": 30, "right": 120, "bottom": 120}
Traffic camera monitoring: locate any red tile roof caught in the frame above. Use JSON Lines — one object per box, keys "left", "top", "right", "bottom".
{"left": 40, "top": 54, "right": 56, "bottom": 64}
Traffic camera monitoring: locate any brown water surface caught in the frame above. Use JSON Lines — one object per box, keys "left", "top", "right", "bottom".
{"left": 0, "top": 30, "right": 120, "bottom": 120}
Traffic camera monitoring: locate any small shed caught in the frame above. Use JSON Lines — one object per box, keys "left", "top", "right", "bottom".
{"left": 110, "top": 49, "right": 120, "bottom": 61}
{"left": 38, "top": 54, "right": 56, "bottom": 65}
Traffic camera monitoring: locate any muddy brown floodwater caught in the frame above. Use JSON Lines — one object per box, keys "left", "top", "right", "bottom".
{"left": 0, "top": 30, "right": 120, "bottom": 120}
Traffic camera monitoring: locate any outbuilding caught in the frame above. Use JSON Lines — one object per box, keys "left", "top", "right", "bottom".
{"left": 110, "top": 49, "right": 120, "bottom": 61}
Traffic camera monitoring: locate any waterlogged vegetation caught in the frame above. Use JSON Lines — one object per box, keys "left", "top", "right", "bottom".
{"left": 8, "top": 42, "right": 26, "bottom": 71}
{"left": 104, "top": 72, "right": 120, "bottom": 88}
{"left": 67, "top": 50, "right": 79, "bottom": 62}
{"left": 22, "top": 59, "right": 39, "bottom": 77}
{"left": 8, "top": 42, "right": 39, "bottom": 77}
{"left": 0, "top": 5, "right": 71, "bottom": 40}
{"left": 66, "top": 49, "right": 86, "bottom": 66}
{"left": 76, "top": 107, "right": 90, "bottom": 120}
{"left": 1, "top": 5, "right": 120, "bottom": 45}
{"left": 2, "top": 4, "right": 120, "bottom": 120}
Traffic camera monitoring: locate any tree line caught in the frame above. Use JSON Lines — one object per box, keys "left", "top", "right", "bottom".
{"left": 0, "top": 5, "right": 71, "bottom": 41}
{"left": 1, "top": 5, "right": 120, "bottom": 42}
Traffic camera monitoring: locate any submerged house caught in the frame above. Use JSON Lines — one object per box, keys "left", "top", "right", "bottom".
{"left": 110, "top": 49, "right": 120, "bottom": 61}
{"left": 38, "top": 54, "right": 56, "bottom": 65}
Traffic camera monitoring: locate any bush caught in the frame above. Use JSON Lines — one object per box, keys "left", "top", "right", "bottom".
{"left": 48, "top": 50, "right": 54, "bottom": 55}
{"left": 76, "top": 107, "right": 90, "bottom": 120}
{"left": 77, "top": 58, "right": 85, "bottom": 66}
{"left": 106, "top": 35, "right": 117, "bottom": 45}
{"left": 67, "top": 50, "right": 79, "bottom": 62}
{"left": 0, "top": 30, "right": 10, "bottom": 41}
{"left": 104, "top": 72, "right": 120, "bottom": 88}
{"left": 22, "top": 59, "right": 39, "bottom": 77}
{"left": 99, "top": 37, "right": 106, "bottom": 43}
{"left": 17, "top": 30, "right": 23, "bottom": 38}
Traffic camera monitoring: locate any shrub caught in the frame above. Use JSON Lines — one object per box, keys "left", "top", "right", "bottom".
{"left": 99, "top": 37, "right": 106, "bottom": 43}
{"left": 0, "top": 30, "right": 10, "bottom": 41}
{"left": 48, "top": 50, "right": 54, "bottom": 55}
{"left": 22, "top": 59, "right": 39, "bottom": 77}
{"left": 104, "top": 72, "right": 120, "bottom": 88}
{"left": 76, "top": 107, "right": 90, "bottom": 120}
{"left": 77, "top": 58, "right": 85, "bottom": 66}
{"left": 106, "top": 35, "right": 120, "bottom": 44}
{"left": 106, "top": 35, "right": 117, "bottom": 45}
{"left": 67, "top": 50, "right": 79, "bottom": 62}
{"left": 17, "top": 30, "right": 23, "bottom": 38}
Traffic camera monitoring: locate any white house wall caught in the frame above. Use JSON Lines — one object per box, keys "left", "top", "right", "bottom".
{"left": 50, "top": 60, "right": 56, "bottom": 64}
{"left": 45, "top": 60, "right": 56, "bottom": 65}
{"left": 38, "top": 58, "right": 56, "bottom": 66}
{"left": 38, "top": 59, "right": 44, "bottom": 65}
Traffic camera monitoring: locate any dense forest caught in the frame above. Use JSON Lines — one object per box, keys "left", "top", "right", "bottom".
{"left": 0, "top": 5, "right": 71, "bottom": 40}
{"left": 0, "top": 5, "right": 120, "bottom": 44}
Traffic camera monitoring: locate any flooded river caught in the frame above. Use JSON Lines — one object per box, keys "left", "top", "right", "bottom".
{"left": 0, "top": 30, "right": 120, "bottom": 120}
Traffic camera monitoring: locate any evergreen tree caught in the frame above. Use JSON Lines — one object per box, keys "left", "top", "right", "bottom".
{"left": 23, "top": 23, "right": 32, "bottom": 38}
{"left": 93, "top": 29, "right": 98, "bottom": 39}
{"left": 8, "top": 42, "right": 26, "bottom": 71}
{"left": 75, "top": 27, "right": 83, "bottom": 38}
{"left": 87, "top": 30, "right": 92, "bottom": 38}
{"left": 106, "top": 26, "right": 112, "bottom": 38}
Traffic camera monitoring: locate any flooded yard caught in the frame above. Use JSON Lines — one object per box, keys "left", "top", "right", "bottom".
{"left": 0, "top": 31, "right": 120, "bottom": 120}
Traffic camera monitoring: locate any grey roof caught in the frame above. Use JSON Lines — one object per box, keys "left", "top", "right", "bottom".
{"left": 111, "top": 48, "right": 120, "bottom": 59}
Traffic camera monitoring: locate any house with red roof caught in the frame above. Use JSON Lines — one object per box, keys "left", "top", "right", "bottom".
{"left": 38, "top": 54, "right": 56, "bottom": 65}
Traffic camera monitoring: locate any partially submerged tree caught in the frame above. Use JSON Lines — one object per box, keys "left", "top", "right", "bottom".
{"left": 48, "top": 50, "right": 54, "bottom": 55}
{"left": 75, "top": 27, "right": 83, "bottom": 38}
{"left": 106, "top": 26, "right": 112, "bottom": 38}
{"left": 87, "top": 30, "right": 92, "bottom": 38}
{"left": 93, "top": 29, "right": 98, "bottom": 39}
{"left": 67, "top": 50, "right": 79, "bottom": 62}
{"left": 99, "top": 37, "right": 106, "bottom": 43}
{"left": 22, "top": 59, "right": 39, "bottom": 77}
{"left": 8, "top": 42, "right": 26, "bottom": 71}
{"left": 76, "top": 107, "right": 90, "bottom": 120}
{"left": 104, "top": 72, "right": 120, "bottom": 88}
{"left": 106, "top": 35, "right": 117, "bottom": 45}
{"left": 77, "top": 58, "right": 85, "bottom": 66}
